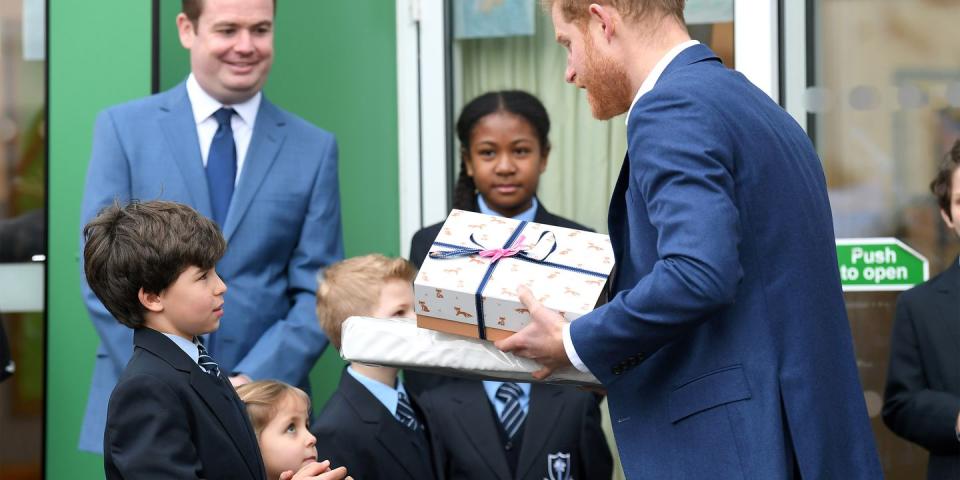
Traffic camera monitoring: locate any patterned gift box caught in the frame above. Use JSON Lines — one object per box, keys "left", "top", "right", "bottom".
{"left": 414, "top": 209, "right": 615, "bottom": 341}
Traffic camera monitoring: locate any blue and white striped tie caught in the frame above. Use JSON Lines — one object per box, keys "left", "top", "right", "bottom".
{"left": 396, "top": 392, "right": 420, "bottom": 431}
{"left": 196, "top": 341, "right": 220, "bottom": 378}
{"left": 496, "top": 382, "right": 526, "bottom": 438}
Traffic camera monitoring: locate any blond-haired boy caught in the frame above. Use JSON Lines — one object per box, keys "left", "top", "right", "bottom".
{"left": 311, "top": 254, "right": 435, "bottom": 479}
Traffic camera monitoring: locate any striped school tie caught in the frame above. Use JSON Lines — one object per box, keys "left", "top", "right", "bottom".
{"left": 496, "top": 382, "right": 526, "bottom": 439}
{"left": 196, "top": 341, "right": 221, "bottom": 378}
{"left": 395, "top": 391, "right": 420, "bottom": 431}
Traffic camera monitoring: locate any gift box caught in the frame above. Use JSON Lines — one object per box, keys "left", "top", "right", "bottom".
{"left": 340, "top": 316, "right": 600, "bottom": 385}
{"left": 414, "top": 209, "right": 615, "bottom": 341}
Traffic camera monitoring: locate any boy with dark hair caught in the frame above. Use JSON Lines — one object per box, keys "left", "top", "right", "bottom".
{"left": 84, "top": 200, "right": 265, "bottom": 479}
{"left": 883, "top": 141, "right": 960, "bottom": 479}
{"left": 311, "top": 254, "right": 436, "bottom": 480}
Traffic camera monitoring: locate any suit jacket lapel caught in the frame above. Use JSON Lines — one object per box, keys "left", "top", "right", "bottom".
{"left": 189, "top": 371, "right": 264, "bottom": 478}
{"left": 134, "top": 329, "right": 263, "bottom": 478}
{"left": 934, "top": 259, "right": 959, "bottom": 346}
{"left": 515, "top": 384, "right": 566, "bottom": 480}
{"left": 339, "top": 372, "right": 430, "bottom": 479}
{"left": 158, "top": 83, "right": 212, "bottom": 218}
{"left": 451, "top": 382, "right": 512, "bottom": 480}
{"left": 222, "top": 98, "right": 286, "bottom": 242}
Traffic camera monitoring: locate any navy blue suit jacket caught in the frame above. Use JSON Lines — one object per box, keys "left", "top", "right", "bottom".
{"left": 312, "top": 370, "right": 436, "bottom": 480}
{"left": 79, "top": 82, "right": 344, "bottom": 452}
{"left": 569, "top": 44, "right": 881, "bottom": 478}
{"left": 418, "top": 380, "right": 612, "bottom": 480}
{"left": 104, "top": 328, "right": 266, "bottom": 479}
{"left": 883, "top": 259, "right": 959, "bottom": 479}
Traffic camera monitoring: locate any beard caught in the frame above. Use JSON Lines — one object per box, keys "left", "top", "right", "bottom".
{"left": 581, "top": 37, "right": 633, "bottom": 120}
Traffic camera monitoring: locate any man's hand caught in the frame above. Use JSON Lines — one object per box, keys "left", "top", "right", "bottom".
{"left": 229, "top": 374, "right": 252, "bottom": 389}
{"left": 279, "top": 460, "right": 350, "bottom": 480}
{"left": 495, "top": 286, "right": 572, "bottom": 380}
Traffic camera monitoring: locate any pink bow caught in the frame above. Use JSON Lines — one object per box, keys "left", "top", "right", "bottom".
{"left": 478, "top": 235, "right": 526, "bottom": 263}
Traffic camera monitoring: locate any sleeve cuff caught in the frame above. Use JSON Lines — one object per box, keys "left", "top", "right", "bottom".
{"left": 563, "top": 323, "right": 591, "bottom": 374}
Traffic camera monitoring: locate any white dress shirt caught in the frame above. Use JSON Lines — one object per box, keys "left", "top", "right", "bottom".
{"left": 563, "top": 39, "right": 700, "bottom": 374}
{"left": 185, "top": 74, "right": 261, "bottom": 184}
{"left": 161, "top": 332, "right": 202, "bottom": 366}
{"left": 347, "top": 365, "right": 410, "bottom": 418}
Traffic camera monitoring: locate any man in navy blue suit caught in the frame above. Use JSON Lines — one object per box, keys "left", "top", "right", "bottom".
{"left": 498, "top": 1, "right": 882, "bottom": 478}
{"left": 78, "top": 0, "right": 343, "bottom": 453}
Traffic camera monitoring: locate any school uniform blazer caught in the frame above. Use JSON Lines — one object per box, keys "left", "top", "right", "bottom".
{"left": 418, "top": 380, "right": 611, "bottom": 480}
{"left": 311, "top": 370, "right": 436, "bottom": 480}
{"left": 568, "top": 44, "right": 882, "bottom": 478}
{"left": 883, "top": 259, "right": 960, "bottom": 480}
{"left": 104, "top": 328, "right": 265, "bottom": 480}
{"left": 79, "top": 81, "right": 344, "bottom": 452}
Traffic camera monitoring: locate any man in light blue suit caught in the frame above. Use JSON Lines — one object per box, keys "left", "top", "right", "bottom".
{"left": 499, "top": 1, "right": 883, "bottom": 478}
{"left": 78, "top": 0, "right": 343, "bottom": 453}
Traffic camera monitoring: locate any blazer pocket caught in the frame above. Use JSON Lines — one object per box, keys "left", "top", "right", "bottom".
{"left": 669, "top": 365, "right": 752, "bottom": 423}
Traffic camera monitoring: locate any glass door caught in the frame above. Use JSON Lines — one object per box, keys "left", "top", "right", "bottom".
{"left": 783, "top": 1, "right": 960, "bottom": 478}
{"left": 0, "top": 0, "right": 46, "bottom": 478}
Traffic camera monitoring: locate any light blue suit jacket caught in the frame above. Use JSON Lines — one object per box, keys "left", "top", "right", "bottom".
{"left": 570, "top": 45, "right": 882, "bottom": 478}
{"left": 78, "top": 82, "right": 344, "bottom": 452}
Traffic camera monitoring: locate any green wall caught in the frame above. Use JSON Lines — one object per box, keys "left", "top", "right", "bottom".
{"left": 47, "top": 1, "right": 152, "bottom": 476}
{"left": 47, "top": 1, "right": 399, "bottom": 475}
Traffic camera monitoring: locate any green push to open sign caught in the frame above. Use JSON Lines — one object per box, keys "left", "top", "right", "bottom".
{"left": 836, "top": 238, "right": 929, "bottom": 292}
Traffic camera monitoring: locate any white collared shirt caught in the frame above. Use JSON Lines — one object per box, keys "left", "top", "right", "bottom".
{"left": 347, "top": 366, "right": 409, "bottom": 417}
{"left": 160, "top": 332, "right": 201, "bottom": 366}
{"left": 624, "top": 40, "right": 700, "bottom": 126}
{"left": 563, "top": 39, "right": 700, "bottom": 375}
{"left": 185, "top": 74, "right": 261, "bottom": 183}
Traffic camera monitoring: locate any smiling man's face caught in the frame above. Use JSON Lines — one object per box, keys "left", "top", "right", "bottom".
{"left": 178, "top": 0, "right": 274, "bottom": 104}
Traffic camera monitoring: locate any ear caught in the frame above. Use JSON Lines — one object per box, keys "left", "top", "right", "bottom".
{"left": 539, "top": 145, "right": 551, "bottom": 174}
{"left": 138, "top": 287, "right": 165, "bottom": 313}
{"left": 941, "top": 208, "right": 956, "bottom": 230}
{"left": 588, "top": 3, "right": 616, "bottom": 42}
{"left": 462, "top": 149, "right": 475, "bottom": 177}
{"left": 176, "top": 13, "right": 196, "bottom": 50}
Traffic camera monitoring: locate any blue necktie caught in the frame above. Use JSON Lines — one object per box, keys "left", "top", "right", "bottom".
{"left": 496, "top": 382, "right": 526, "bottom": 438}
{"left": 206, "top": 107, "right": 236, "bottom": 228}
{"left": 196, "top": 341, "right": 221, "bottom": 378}
{"left": 396, "top": 391, "right": 420, "bottom": 431}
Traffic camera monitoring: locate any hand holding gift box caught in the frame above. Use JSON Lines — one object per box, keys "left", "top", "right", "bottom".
{"left": 415, "top": 209, "right": 615, "bottom": 341}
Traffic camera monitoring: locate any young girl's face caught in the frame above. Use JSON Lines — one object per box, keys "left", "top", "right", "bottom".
{"left": 258, "top": 393, "right": 317, "bottom": 479}
{"left": 464, "top": 111, "right": 548, "bottom": 218}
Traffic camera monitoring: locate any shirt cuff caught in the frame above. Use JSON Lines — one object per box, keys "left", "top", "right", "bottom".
{"left": 562, "top": 323, "right": 591, "bottom": 374}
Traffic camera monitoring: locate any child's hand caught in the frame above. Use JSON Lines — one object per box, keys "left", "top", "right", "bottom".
{"left": 279, "top": 459, "right": 349, "bottom": 480}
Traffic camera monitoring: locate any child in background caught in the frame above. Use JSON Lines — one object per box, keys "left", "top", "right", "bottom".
{"left": 237, "top": 381, "right": 350, "bottom": 480}
{"left": 406, "top": 90, "right": 594, "bottom": 395}
{"left": 311, "top": 254, "right": 436, "bottom": 480}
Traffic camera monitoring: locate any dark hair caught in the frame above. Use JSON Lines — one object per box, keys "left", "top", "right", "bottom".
{"left": 452, "top": 90, "right": 551, "bottom": 211}
{"left": 83, "top": 200, "right": 226, "bottom": 329}
{"left": 931, "top": 140, "right": 960, "bottom": 219}
{"left": 182, "top": 0, "right": 277, "bottom": 26}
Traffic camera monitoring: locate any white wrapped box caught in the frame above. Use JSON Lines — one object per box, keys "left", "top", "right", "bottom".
{"left": 415, "top": 209, "right": 614, "bottom": 341}
{"left": 340, "top": 316, "right": 599, "bottom": 386}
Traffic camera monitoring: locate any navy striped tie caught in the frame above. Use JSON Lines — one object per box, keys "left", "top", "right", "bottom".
{"left": 496, "top": 382, "right": 526, "bottom": 438}
{"left": 396, "top": 392, "right": 420, "bottom": 431}
{"left": 196, "top": 341, "right": 220, "bottom": 378}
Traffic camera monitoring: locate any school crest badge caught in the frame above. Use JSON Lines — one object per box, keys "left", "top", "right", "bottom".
{"left": 545, "top": 451, "right": 571, "bottom": 480}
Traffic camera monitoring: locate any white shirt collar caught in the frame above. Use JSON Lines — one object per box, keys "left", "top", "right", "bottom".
{"left": 160, "top": 332, "right": 201, "bottom": 365}
{"left": 625, "top": 40, "right": 700, "bottom": 126}
{"left": 185, "top": 73, "right": 261, "bottom": 128}
{"left": 347, "top": 365, "right": 407, "bottom": 417}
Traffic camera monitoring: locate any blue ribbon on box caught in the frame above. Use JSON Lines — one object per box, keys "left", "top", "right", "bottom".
{"left": 428, "top": 221, "right": 607, "bottom": 340}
